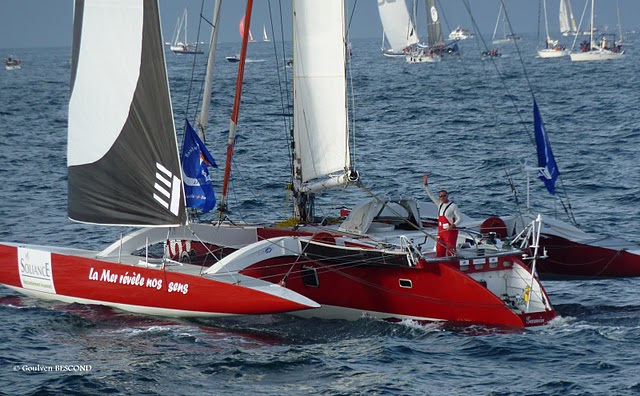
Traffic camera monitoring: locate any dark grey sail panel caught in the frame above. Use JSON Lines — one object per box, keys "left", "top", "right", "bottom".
{"left": 426, "top": 0, "right": 444, "bottom": 48}
{"left": 68, "top": 0, "right": 186, "bottom": 226}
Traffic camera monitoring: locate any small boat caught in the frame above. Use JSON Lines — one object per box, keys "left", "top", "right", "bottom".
{"left": 382, "top": 49, "right": 407, "bottom": 58}
{"left": 405, "top": 0, "right": 459, "bottom": 62}
{"left": 262, "top": 24, "right": 270, "bottom": 42}
{"left": 492, "top": 3, "right": 523, "bottom": 44}
{"left": 482, "top": 48, "right": 501, "bottom": 58}
{"left": 538, "top": 0, "right": 568, "bottom": 58}
{"left": 226, "top": 54, "right": 264, "bottom": 63}
{"left": 448, "top": 26, "right": 474, "bottom": 40}
{"left": 5, "top": 56, "right": 21, "bottom": 70}
{"left": 570, "top": 1, "right": 623, "bottom": 61}
{"left": 170, "top": 8, "right": 204, "bottom": 54}
{"left": 537, "top": 40, "right": 568, "bottom": 58}
{"left": 405, "top": 45, "right": 439, "bottom": 63}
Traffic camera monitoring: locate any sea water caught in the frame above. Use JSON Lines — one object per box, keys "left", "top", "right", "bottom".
{"left": 1, "top": 36, "right": 640, "bottom": 395}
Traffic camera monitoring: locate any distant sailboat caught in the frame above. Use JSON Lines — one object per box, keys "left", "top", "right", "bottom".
{"left": 262, "top": 24, "right": 270, "bottom": 42}
{"left": 170, "top": 8, "right": 204, "bottom": 54}
{"left": 570, "top": 0, "right": 624, "bottom": 61}
{"left": 239, "top": 16, "right": 255, "bottom": 42}
{"left": 377, "top": 0, "right": 418, "bottom": 57}
{"left": 492, "top": 1, "right": 522, "bottom": 44}
{"left": 405, "top": 0, "right": 458, "bottom": 63}
{"left": 537, "top": 0, "right": 568, "bottom": 58}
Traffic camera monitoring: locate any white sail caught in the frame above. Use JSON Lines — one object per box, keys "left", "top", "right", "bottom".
{"left": 559, "top": 0, "right": 576, "bottom": 36}
{"left": 377, "top": 0, "right": 418, "bottom": 53}
{"left": 539, "top": 0, "right": 568, "bottom": 58}
{"left": 292, "top": 0, "right": 349, "bottom": 185}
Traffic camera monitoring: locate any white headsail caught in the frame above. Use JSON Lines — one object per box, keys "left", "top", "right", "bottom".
{"left": 377, "top": 0, "right": 419, "bottom": 53}
{"left": 292, "top": 0, "right": 351, "bottom": 192}
{"left": 559, "top": 0, "right": 578, "bottom": 36}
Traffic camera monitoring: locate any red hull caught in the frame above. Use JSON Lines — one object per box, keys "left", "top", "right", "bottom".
{"left": 538, "top": 235, "right": 640, "bottom": 279}
{"left": 0, "top": 244, "right": 315, "bottom": 316}
{"left": 240, "top": 255, "right": 555, "bottom": 329}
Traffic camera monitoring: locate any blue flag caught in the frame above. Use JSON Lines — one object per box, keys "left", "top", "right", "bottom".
{"left": 181, "top": 120, "right": 218, "bottom": 213}
{"left": 533, "top": 100, "right": 559, "bottom": 195}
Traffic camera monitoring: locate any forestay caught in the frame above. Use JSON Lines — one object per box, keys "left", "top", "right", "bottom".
{"left": 67, "top": 0, "right": 185, "bottom": 226}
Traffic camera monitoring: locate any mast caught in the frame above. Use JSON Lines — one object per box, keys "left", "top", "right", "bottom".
{"left": 218, "top": 0, "right": 254, "bottom": 218}
{"left": 542, "top": 0, "right": 550, "bottom": 43}
{"left": 492, "top": 3, "right": 502, "bottom": 41}
{"left": 184, "top": 9, "right": 188, "bottom": 46}
{"left": 196, "top": 0, "right": 222, "bottom": 141}
{"left": 589, "top": 0, "right": 594, "bottom": 46}
{"left": 616, "top": 0, "right": 623, "bottom": 43}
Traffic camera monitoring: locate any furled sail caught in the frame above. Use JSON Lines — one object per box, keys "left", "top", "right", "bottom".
{"left": 292, "top": 0, "right": 350, "bottom": 188}
{"left": 425, "top": 0, "right": 445, "bottom": 48}
{"left": 377, "top": 0, "right": 419, "bottom": 53}
{"left": 68, "top": 0, "right": 186, "bottom": 226}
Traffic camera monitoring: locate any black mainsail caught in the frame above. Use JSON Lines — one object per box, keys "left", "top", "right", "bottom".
{"left": 67, "top": 0, "right": 186, "bottom": 226}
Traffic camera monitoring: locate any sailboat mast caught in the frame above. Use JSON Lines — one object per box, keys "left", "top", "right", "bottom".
{"left": 543, "top": 0, "right": 551, "bottom": 42}
{"left": 219, "top": 0, "right": 254, "bottom": 218}
{"left": 616, "top": 0, "right": 623, "bottom": 43}
{"left": 492, "top": 3, "right": 502, "bottom": 41}
{"left": 196, "top": 0, "right": 222, "bottom": 141}
{"left": 590, "top": 0, "right": 594, "bottom": 45}
{"left": 184, "top": 10, "right": 188, "bottom": 45}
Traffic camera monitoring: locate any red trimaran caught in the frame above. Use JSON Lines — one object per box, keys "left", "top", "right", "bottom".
{"left": 467, "top": 99, "right": 640, "bottom": 280}
{"left": 1, "top": 0, "right": 556, "bottom": 329}
{"left": 166, "top": 1, "right": 556, "bottom": 329}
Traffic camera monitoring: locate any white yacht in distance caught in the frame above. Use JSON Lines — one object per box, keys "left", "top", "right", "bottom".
{"left": 449, "top": 26, "right": 473, "bottom": 40}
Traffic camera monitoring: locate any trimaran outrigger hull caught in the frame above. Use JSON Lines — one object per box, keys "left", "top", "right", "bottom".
{"left": 0, "top": 242, "right": 319, "bottom": 316}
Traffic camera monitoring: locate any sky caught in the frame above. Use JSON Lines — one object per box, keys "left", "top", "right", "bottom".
{"left": 0, "top": 0, "right": 638, "bottom": 49}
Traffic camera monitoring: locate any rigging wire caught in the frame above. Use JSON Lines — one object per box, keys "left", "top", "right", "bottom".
{"left": 182, "top": 0, "right": 207, "bottom": 126}
{"left": 346, "top": 0, "right": 358, "bottom": 170}
{"left": 462, "top": 0, "right": 577, "bottom": 226}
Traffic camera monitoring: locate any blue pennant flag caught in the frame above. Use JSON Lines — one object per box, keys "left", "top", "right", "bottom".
{"left": 181, "top": 120, "right": 218, "bottom": 213}
{"left": 533, "top": 100, "right": 559, "bottom": 195}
